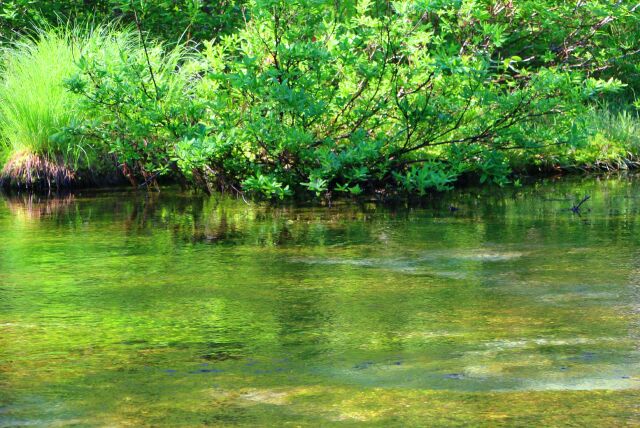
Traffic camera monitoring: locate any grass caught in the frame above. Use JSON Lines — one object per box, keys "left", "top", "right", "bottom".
{"left": 0, "top": 25, "right": 157, "bottom": 189}
{"left": 574, "top": 107, "right": 640, "bottom": 169}
{"left": 0, "top": 28, "right": 88, "bottom": 189}
{"left": 508, "top": 104, "right": 640, "bottom": 175}
{"left": 0, "top": 29, "right": 81, "bottom": 162}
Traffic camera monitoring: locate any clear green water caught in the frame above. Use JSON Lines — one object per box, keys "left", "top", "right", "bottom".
{"left": 1, "top": 177, "right": 639, "bottom": 426}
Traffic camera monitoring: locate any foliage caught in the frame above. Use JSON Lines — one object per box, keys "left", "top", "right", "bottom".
{"left": 109, "top": 0, "right": 246, "bottom": 43}
{"left": 3, "top": 1, "right": 640, "bottom": 196}
{"left": 63, "top": 26, "right": 203, "bottom": 187}
{"left": 187, "top": 0, "right": 631, "bottom": 197}
{"left": 393, "top": 163, "right": 457, "bottom": 194}
{"left": 0, "top": 0, "right": 245, "bottom": 43}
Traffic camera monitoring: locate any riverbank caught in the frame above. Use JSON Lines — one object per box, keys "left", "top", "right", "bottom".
{"left": 0, "top": 2, "right": 638, "bottom": 198}
{"left": 3, "top": 107, "right": 640, "bottom": 197}
{"left": 2, "top": 152, "right": 640, "bottom": 203}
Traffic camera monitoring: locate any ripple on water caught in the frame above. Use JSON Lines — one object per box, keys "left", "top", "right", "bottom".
{"left": 2, "top": 180, "right": 640, "bottom": 425}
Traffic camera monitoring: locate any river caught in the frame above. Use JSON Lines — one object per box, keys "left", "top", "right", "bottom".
{"left": 1, "top": 176, "right": 639, "bottom": 426}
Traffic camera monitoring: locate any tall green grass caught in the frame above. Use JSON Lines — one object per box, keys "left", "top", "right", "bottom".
{"left": 0, "top": 29, "right": 81, "bottom": 162}
{"left": 572, "top": 107, "right": 640, "bottom": 169}
{"left": 506, "top": 104, "right": 640, "bottom": 174}
{"left": 0, "top": 26, "right": 149, "bottom": 169}
{"left": 0, "top": 25, "right": 198, "bottom": 189}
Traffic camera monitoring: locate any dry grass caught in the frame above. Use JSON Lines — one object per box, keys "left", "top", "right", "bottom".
{"left": 0, "top": 151, "right": 76, "bottom": 190}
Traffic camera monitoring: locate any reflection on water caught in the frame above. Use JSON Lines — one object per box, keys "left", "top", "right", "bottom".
{"left": 1, "top": 176, "right": 640, "bottom": 426}
{"left": 4, "top": 193, "right": 76, "bottom": 219}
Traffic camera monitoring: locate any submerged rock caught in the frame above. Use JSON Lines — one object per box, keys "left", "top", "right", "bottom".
{"left": 240, "top": 389, "right": 290, "bottom": 405}
{"left": 445, "top": 373, "right": 464, "bottom": 380}
{"left": 354, "top": 361, "right": 374, "bottom": 370}
{"left": 190, "top": 368, "right": 223, "bottom": 374}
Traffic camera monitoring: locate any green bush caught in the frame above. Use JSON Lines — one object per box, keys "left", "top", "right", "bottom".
{"left": 189, "top": 0, "right": 629, "bottom": 197}
{"left": 64, "top": 28, "right": 202, "bottom": 188}
{"left": 15, "top": 0, "right": 639, "bottom": 196}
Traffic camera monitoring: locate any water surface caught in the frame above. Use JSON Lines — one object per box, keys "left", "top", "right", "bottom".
{"left": 1, "top": 176, "right": 639, "bottom": 426}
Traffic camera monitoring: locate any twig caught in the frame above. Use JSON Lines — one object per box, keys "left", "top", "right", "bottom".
{"left": 570, "top": 195, "right": 590, "bottom": 213}
{"left": 138, "top": 171, "right": 161, "bottom": 189}
{"left": 131, "top": 0, "right": 160, "bottom": 100}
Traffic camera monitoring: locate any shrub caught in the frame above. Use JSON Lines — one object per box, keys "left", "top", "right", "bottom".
{"left": 190, "top": 0, "right": 628, "bottom": 197}
{"left": 64, "top": 27, "right": 203, "bottom": 188}
{"left": 49, "top": 1, "right": 640, "bottom": 198}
